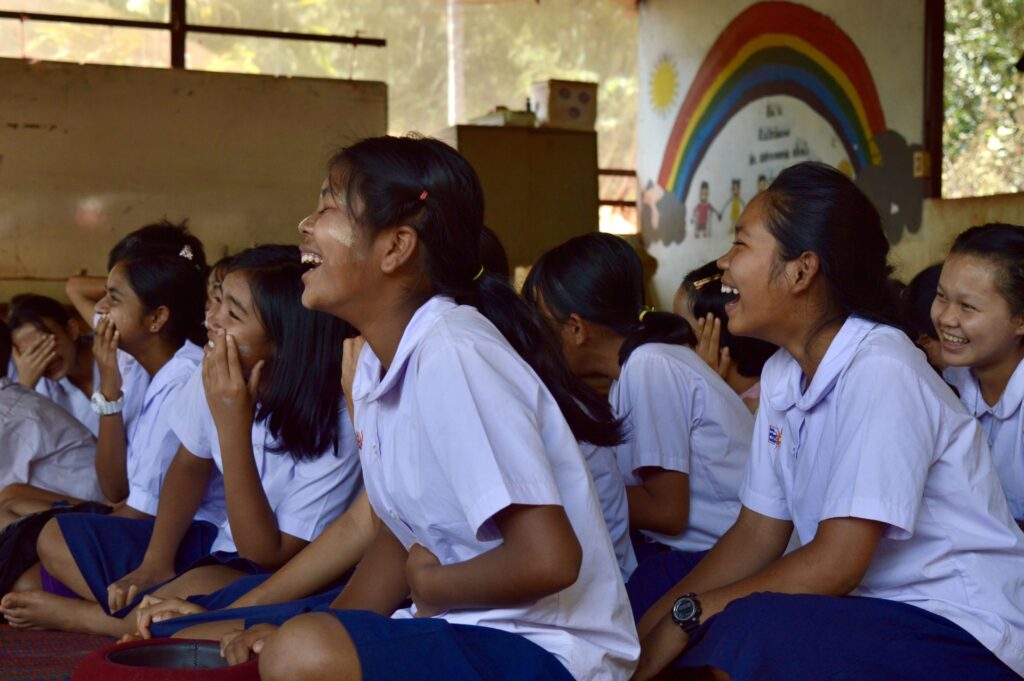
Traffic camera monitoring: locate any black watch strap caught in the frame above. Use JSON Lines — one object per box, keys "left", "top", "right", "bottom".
{"left": 671, "top": 592, "right": 703, "bottom": 635}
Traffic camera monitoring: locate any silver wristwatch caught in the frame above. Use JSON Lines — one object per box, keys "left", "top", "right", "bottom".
{"left": 90, "top": 390, "right": 124, "bottom": 415}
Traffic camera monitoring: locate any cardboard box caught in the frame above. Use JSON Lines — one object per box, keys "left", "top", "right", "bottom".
{"left": 530, "top": 79, "right": 597, "bottom": 131}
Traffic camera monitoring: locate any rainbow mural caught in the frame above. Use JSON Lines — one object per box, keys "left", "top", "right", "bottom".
{"left": 658, "top": 1, "right": 887, "bottom": 203}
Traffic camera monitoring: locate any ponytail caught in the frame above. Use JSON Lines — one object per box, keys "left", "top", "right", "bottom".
{"left": 523, "top": 232, "right": 695, "bottom": 366}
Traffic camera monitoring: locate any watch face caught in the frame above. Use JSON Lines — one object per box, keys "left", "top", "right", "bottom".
{"left": 673, "top": 597, "right": 696, "bottom": 622}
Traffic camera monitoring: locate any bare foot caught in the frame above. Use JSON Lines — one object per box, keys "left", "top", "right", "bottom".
{"left": 0, "top": 590, "right": 125, "bottom": 636}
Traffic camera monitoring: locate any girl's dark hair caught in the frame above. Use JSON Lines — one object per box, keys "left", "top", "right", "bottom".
{"left": 329, "top": 135, "right": 622, "bottom": 447}
{"left": 762, "top": 162, "right": 905, "bottom": 333}
{"left": 0, "top": 320, "right": 12, "bottom": 371}
{"left": 119, "top": 226, "right": 209, "bottom": 348}
{"left": 948, "top": 223, "right": 1024, "bottom": 316}
{"left": 208, "top": 255, "right": 235, "bottom": 288}
{"left": 479, "top": 225, "right": 511, "bottom": 280}
{"left": 681, "top": 261, "right": 777, "bottom": 377}
{"left": 7, "top": 294, "right": 73, "bottom": 335}
{"left": 226, "top": 245, "right": 352, "bottom": 462}
{"left": 523, "top": 232, "right": 695, "bottom": 367}
{"left": 108, "top": 220, "right": 202, "bottom": 271}
{"left": 903, "top": 263, "right": 942, "bottom": 340}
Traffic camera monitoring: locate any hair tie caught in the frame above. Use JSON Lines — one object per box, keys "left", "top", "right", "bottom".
{"left": 472, "top": 265, "right": 486, "bottom": 282}
{"left": 418, "top": 190, "right": 428, "bottom": 201}
{"left": 638, "top": 305, "right": 655, "bottom": 323}
{"left": 179, "top": 245, "right": 194, "bottom": 261}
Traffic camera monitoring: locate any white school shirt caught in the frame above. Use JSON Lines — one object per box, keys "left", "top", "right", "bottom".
{"left": 351, "top": 296, "right": 639, "bottom": 681}
{"left": 168, "top": 367, "right": 362, "bottom": 555}
{"left": 580, "top": 443, "right": 637, "bottom": 581}
{"left": 0, "top": 377, "right": 104, "bottom": 501}
{"left": 9, "top": 348, "right": 147, "bottom": 438}
{"left": 741, "top": 316, "right": 1024, "bottom": 675}
{"left": 609, "top": 343, "right": 751, "bottom": 552}
{"left": 945, "top": 361, "right": 1024, "bottom": 521}
{"left": 124, "top": 341, "right": 204, "bottom": 515}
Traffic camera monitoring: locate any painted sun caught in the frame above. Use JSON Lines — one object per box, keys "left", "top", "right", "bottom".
{"left": 649, "top": 56, "right": 679, "bottom": 115}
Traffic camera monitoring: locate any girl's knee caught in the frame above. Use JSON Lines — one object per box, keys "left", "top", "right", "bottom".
{"left": 259, "top": 613, "right": 361, "bottom": 681}
{"left": 35, "top": 518, "right": 69, "bottom": 570}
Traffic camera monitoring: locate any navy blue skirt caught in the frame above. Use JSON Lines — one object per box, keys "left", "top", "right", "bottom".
{"left": 148, "top": 577, "right": 343, "bottom": 639}
{"left": 678, "top": 593, "right": 1017, "bottom": 681}
{"left": 56, "top": 513, "right": 218, "bottom": 617}
{"left": 320, "top": 610, "right": 575, "bottom": 681}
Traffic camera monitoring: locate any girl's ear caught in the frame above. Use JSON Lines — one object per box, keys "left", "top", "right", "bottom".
{"left": 566, "top": 312, "right": 589, "bottom": 347}
{"left": 148, "top": 305, "right": 171, "bottom": 334}
{"left": 66, "top": 318, "right": 82, "bottom": 342}
{"left": 379, "top": 225, "right": 420, "bottom": 274}
{"left": 789, "top": 251, "right": 822, "bottom": 295}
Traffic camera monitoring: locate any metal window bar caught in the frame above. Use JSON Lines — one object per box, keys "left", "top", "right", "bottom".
{"left": 0, "top": 2, "right": 385, "bottom": 69}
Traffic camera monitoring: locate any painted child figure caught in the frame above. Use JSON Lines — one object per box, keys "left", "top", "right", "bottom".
{"left": 691, "top": 181, "right": 719, "bottom": 239}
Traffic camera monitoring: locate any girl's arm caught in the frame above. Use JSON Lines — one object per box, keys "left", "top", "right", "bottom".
{"left": 204, "top": 333, "right": 302, "bottom": 570}
{"left": 626, "top": 468, "right": 689, "bottom": 535}
{"left": 232, "top": 491, "right": 377, "bottom": 608}
{"left": 107, "top": 446, "right": 214, "bottom": 613}
{"left": 92, "top": 315, "right": 129, "bottom": 503}
{"left": 66, "top": 276, "right": 108, "bottom": 330}
{"left": 406, "top": 503, "right": 582, "bottom": 616}
{"left": 634, "top": 510, "right": 883, "bottom": 681}
{"left": 330, "top": 521, "right": 411, "bottom": 616}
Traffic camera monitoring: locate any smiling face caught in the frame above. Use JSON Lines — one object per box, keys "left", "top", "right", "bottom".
{"left": 10, "top": 318, "right": 78, "bottom": 381}
{"left": 298, "top": 179, "right": 377, "bottom": 318}
{"left": 715, "top": 195, "right": 790, "bottom": 343}
{"left": 931, "top": 253, "right": 1024, "bottom": 371}
{"left": 94, "top": 263, "right": 151, "bottom": 354}
{"left": 207, "top": 270, "right": 275, "bottom": 372}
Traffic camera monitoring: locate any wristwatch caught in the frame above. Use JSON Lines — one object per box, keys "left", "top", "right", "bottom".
{"left": 671, "top": 593, "right": 703, "bottom": 635}
{"left": 90, "top": 390, "right": 124, "bottom": 416}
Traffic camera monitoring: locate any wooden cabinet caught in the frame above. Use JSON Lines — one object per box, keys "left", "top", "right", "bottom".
{"left": 439, "top": 125, "right": 598, "bottom": 269}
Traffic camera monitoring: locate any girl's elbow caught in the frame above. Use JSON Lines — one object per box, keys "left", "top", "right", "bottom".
{"left": 543, "top": 541, "right": 583, "bottom": 593}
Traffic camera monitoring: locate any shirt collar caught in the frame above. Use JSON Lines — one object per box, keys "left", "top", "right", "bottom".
{"left": 948, "top": 359, "right": 1024, "bottom": 420}
{"left": 352, "top": 295, "right": 458, "bottom": 402}
{"left": 766, "top": 316, "right": 876, "bottom": 413}
{"left": 145, "top": 340, "right": 202, "bottom": 402}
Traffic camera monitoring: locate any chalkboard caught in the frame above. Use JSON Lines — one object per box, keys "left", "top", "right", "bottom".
{"left": 0, "top": 58, "right": 387, "bottom": 301}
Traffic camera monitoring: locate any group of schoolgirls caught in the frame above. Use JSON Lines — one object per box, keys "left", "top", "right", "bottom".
{"left": 0, "top": 137, "right": 1018, "bottom": 681}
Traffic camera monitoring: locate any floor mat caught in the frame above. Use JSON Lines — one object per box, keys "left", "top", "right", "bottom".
{"left": 0, "top": 625, "right": 111, "bottom": 681}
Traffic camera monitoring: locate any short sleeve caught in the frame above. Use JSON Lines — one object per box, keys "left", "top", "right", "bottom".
{"left": 272, "top": 410, "right": 363, "bottom": 542}
{"left": 413, "top": 334, "right": 563, "bottom": 541}
{"left": 614, "top": 349, "right": 696, "bottom": 477}
{"left": 818, "top": 359, "right": 933, "bottom": 539}
{"left": 738, "top": 404, "right": 791, "bottom": 520}
{"left": 166, "top": 368, "right": 214, "bottom": 459}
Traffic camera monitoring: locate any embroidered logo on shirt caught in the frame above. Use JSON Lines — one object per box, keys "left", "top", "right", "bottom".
{"left": 768, "top": 424, "right": 783, "bottom": 449}
{"left": 355, "top": 431, "right": 364, "bottom": 450}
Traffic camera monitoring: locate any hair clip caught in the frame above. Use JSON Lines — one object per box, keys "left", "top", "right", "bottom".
{"left": 691, "top": 273, "right": 721, "bottom": 290}
{"left": 638, "top": 305, "right": 655, "bottom": 323}
{"left": 179, "top": 245, "right": 194, "bottom": 261}
{"left": 472, "top": 265, "right": 486, "bottom": 282}
{"left": 418, "top": 190, "right": 428, "bottom": 201}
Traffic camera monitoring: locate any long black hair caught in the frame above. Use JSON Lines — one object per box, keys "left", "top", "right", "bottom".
{"left": 948, "top": 223, "right": 1024, "bottom": 316}
{"left": 7, "top": 294, "right": 74, "bottom": 336}
{"left": 119, "top": 225, "right": 209, "bottom": 348}
{"left": 762, "top": 162, "right": 905, "bottom": 334}
{"left": 523, "top": 232, "right": 695, "bottom": 366}
{"left": 681, "top": 261, "right": 777, "bottom": 377}
{"left": 107, "top": 220, "right": 201, "bottom": 271}
{"left": 328, "top": 135, "right": 622, "bottom": 448}
{"left": 226, "top": 245, "right": 352, "bottom": 462}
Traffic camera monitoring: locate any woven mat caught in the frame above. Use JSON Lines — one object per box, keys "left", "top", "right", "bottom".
{"left": 0, "top": 625, "right": 111, "bottom": 681}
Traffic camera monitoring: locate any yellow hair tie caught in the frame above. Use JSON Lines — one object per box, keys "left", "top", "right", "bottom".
{"left": 472, "top": 265, "right": 486, "bottom": 282}
{"left": 638, "top": 305, "right": 655, "bottom": 323}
